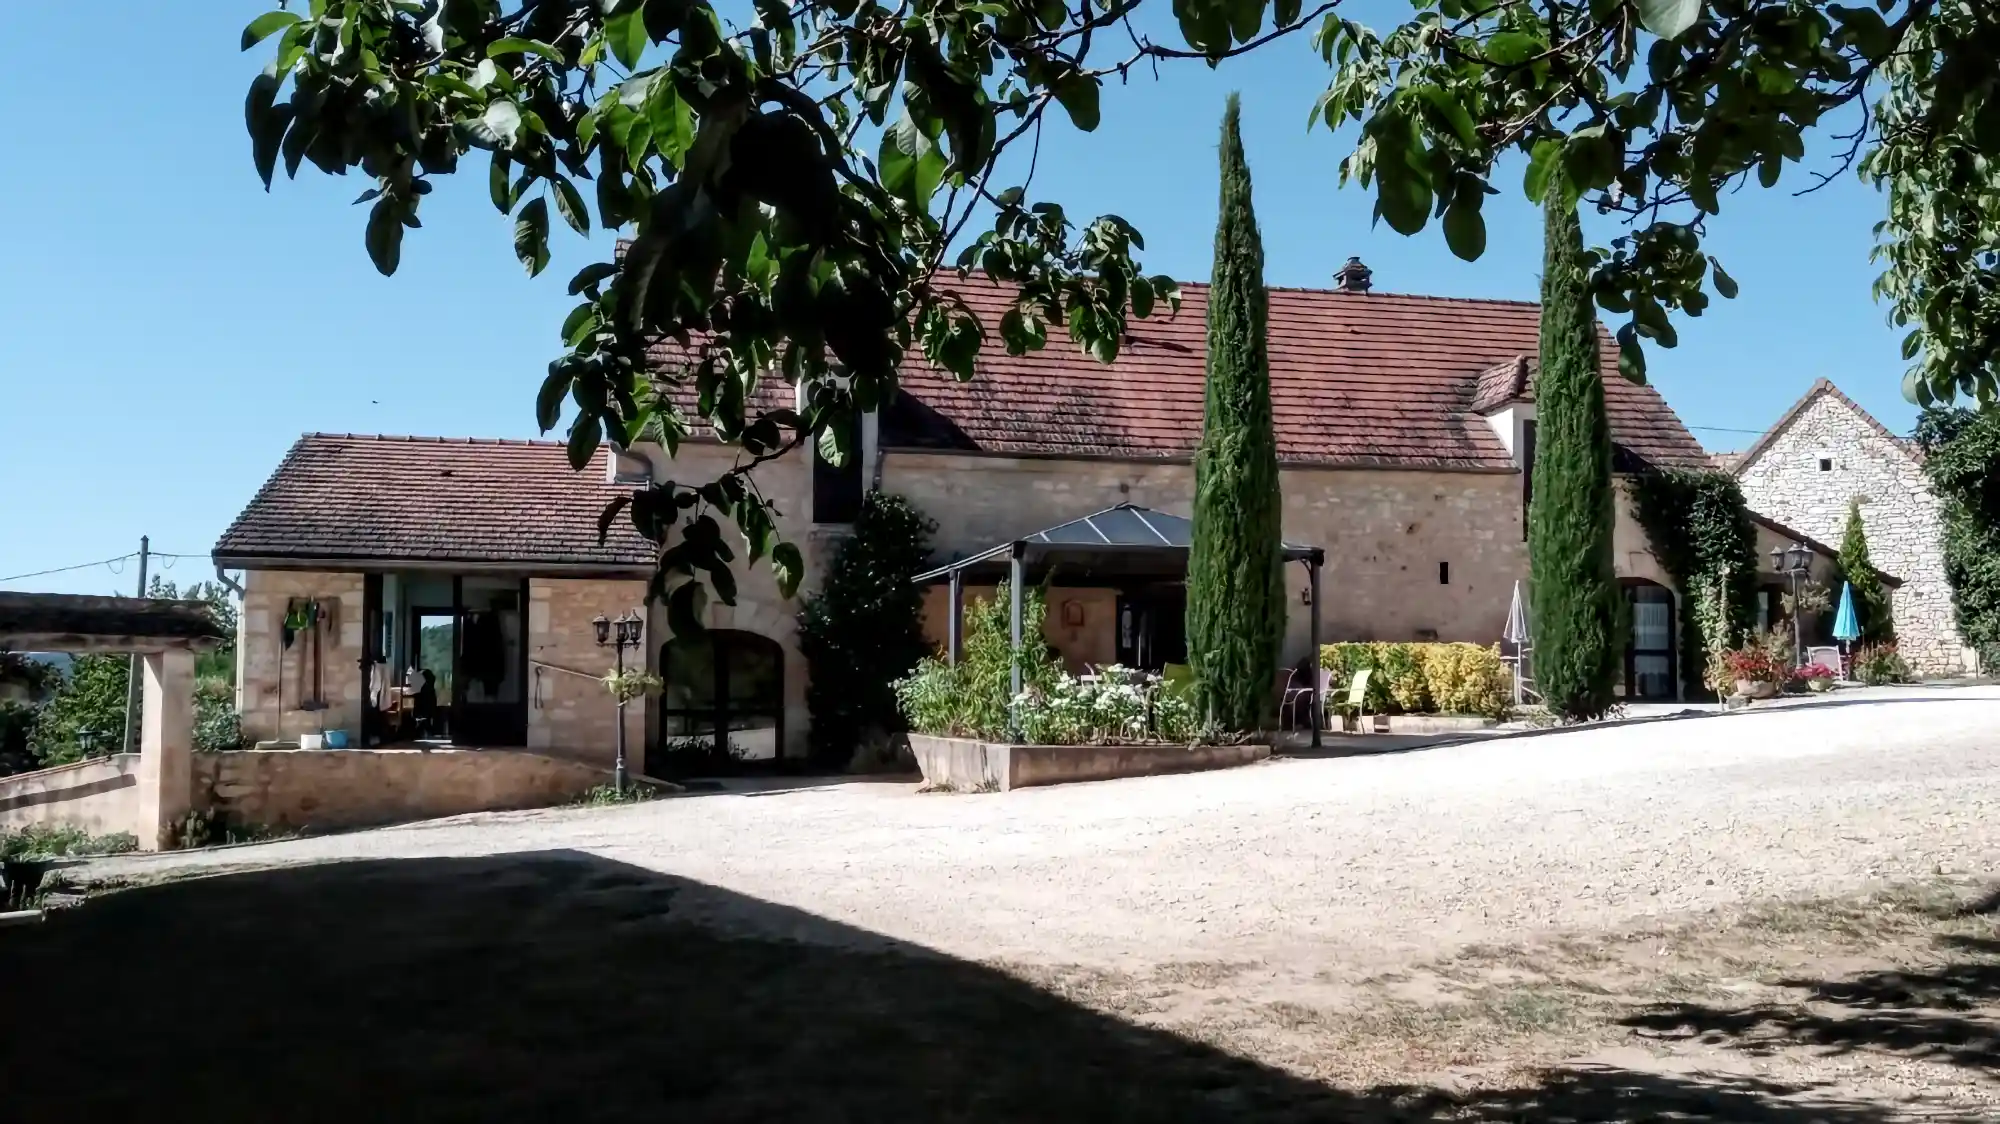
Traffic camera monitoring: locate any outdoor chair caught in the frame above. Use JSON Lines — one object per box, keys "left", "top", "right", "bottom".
{"left": 1277, "top": 668, "right": 1314, "bottom": 730}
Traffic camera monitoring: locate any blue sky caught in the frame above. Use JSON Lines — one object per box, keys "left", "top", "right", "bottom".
{"left": 0, "top": 2, "right": 1913, "bottom": 594}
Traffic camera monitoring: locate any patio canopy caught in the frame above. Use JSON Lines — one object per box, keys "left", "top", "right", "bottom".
{"left": 912, "top": 504, "right": 1322, "bottom": 585}
{"left": 913, "top": 504, "right": 1326, "bottom": 748}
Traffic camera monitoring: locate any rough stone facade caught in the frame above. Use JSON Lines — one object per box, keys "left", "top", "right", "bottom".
{"left": 236, "top": 569, "right": 366, "bottom": 745}
{"left": 889, "top": 452, "right": 1675, "bottom": 673}
{"left": 527, "top": 577, "right": 649, "bottom": 769}
{"left": 189, "top": 748, "right": 612, "bottom": 831}
{"left": 636, "top": 441, "right": 814, "bottom": 759}
{"left": 1735, "top": 385, "right": 1972, "bottom": 675}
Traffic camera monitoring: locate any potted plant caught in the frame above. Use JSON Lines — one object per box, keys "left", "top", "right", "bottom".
{"left": 1721, "top": 647, "right": 1784, "bottom": 699}
{"left": 1794, "top": 662, "right": 1838, "bottom": 693}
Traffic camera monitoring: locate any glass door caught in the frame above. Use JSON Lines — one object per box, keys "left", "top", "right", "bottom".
{"left": 1624, "top": 582, "right": 1677, "bottom": 700}
{"left": 453, "top": 576, "right": 528, "bottom": 746}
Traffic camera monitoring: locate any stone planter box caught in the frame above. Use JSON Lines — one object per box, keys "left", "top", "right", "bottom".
{"left": 1341, "top": 714, "right": 1499, "bottom": 735}
{"left": 908, "top": 734, "right": 1269, "bottom": 792}
{"left": 1735, "top": 679, "right": 1780, "bottom": 700}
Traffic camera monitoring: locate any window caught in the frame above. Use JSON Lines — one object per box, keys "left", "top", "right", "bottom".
{"left": 1439, "top": 561, "right": 1450, "bottom": 585}
{"left": 661, "top": 630, "right": 785, "bottom": 759}
{"left": 812, "top": 413, "right": 864, "bottom": 523}
{"left": 1818, "top": 458, "right": 1833, "bottom": 472}
{"left": 1520, "top": 420, "right": 1538, "bottom": 540}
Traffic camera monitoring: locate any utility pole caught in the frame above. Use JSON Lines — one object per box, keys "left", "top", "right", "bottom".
{"left": 121, "top": 535, "right": 150, "bottom": 755}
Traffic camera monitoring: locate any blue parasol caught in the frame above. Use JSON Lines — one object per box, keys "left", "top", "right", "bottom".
{"left": 1832, "top": 581, "right": 1861, "bottom": 643}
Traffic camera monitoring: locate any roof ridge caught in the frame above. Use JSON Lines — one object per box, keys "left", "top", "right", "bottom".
{"left": 301, "top": 432, "right": 580, "bottom": 449}
{"left": 1730, "top": 378, "right": 1922, "bottom": 474}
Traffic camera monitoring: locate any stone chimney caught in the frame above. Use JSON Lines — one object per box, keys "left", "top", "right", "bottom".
{"left": 1334, "top": 256, "right": 1373, "bottom": 293}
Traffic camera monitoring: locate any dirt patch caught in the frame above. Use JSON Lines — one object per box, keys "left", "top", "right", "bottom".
{"left": 989, "top": 879, "right": 2000, "bottom": 1116}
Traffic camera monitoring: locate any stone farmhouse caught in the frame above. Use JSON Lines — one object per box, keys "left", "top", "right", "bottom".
{"left": 215, "top": 267, "right": 1780, "bottom": 770}
{"left": 1731, "top": 378, "right": 1974, "bottom": 676}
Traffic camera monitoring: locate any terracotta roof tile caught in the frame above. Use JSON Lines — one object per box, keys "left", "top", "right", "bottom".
{"left": 213, "top": 434, "right": 655, "bottom": 569}
{"left": 878, "top": 279, "right": 1710, "bottom": 469}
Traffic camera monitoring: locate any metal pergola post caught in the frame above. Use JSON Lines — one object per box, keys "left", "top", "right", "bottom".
{"left": 1308, "top": 549, "right": 1323, "bottom": 749}
{"left": 947, "top": 566, "right": 963, "bottom": 665}
{"left": 1008, "top": 542, "right": 1025, "bottom": 741}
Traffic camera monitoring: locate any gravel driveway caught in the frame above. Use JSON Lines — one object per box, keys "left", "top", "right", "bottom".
{"left": 95, "top": 685, "right": 2000, "bottom": 978}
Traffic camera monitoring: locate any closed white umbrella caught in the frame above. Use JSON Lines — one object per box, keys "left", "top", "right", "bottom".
{"left": 1504, "top": 580, "right": 1530, "bottom": 645}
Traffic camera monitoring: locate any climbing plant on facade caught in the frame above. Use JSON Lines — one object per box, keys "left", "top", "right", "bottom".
{"left": 1625, "top": 468, "right": 1759, "bottom": 696}
{"left": 1916, "top": 406, "right": 2000, "bottom": 670}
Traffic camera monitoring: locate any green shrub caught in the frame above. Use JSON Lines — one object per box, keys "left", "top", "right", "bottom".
{"left": 1852, "top": 642, "right": 1913, "bottom": 685}
{"left": 1320, "top": 642, "right": 1510, "bottom": 718}
{"left": 0, "top": 824, "right": 139, "bottom": 860}
{"left": 796, "top": 492, "right": 936, "bottom": 766}
{"left": 1917, "top": 407, "right": 2000, "bottom": 671}
{"left": 894, "top": 583, "right": 1061, "bottom": 740}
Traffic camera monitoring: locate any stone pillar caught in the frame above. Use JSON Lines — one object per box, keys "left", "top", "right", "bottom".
{"left": 135, "top": 649, "right": 194, "bottom": 851}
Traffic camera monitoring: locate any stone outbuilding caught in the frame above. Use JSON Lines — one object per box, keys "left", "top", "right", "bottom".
{"left": 1731, "top": 379, "right": 1974, "bottom": 675}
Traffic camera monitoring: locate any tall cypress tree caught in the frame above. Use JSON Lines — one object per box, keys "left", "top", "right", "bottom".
{"left": 1529, "top": 189, "right": 1621, "bottom": 721}
{"left": 1838, "top": 498, "right": 1894, "bottom": 643}
{"left": 1186, "top": 94, "right": 1284, "bottom": 732}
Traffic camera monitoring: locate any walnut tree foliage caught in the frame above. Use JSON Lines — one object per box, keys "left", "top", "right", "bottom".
{"left": 242, "top": 0, "right": 2000, "bottom": 617}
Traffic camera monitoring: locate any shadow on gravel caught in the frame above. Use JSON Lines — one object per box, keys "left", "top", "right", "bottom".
{"left": 0, "top": 853, "right": 1974, "bottom": 1123}
{"left": 1622, "top": 930, "right": 2000, "bottom": 1076}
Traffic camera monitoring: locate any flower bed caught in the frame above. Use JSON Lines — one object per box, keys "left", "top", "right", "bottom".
{"left": 895, "top": 588, "right": 1267, "bottom": 791}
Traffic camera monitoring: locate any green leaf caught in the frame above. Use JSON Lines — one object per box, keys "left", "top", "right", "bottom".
{"left": 460, "top": 100, "right": 523, "bottom": 151}
{"left": 1053, "top": 74, "right": 1102, "bottom": 132}
{"left": 1483, "top": 31, "right": 1541, "bottom": 66}
{"left": 568, "top": 261, "right": 619, "bottom": 295}
{"left": 489, "top": 153, "right": 512, "bottom": 213}
{"left": 646, "top": 77, "right": 695, "bottom": 166}
{"left": 1523, "top": 138, "right": 1560, "bottom": 202}
{"left": 567, "top": 413, "right": 604, "bottom": 471}
{"left": 1375, "top": 169, "right": 1431, "bottom": 235}
{"left": 240, "top": 11, "right": 302, "bottom": 51}
{"left": 606, "top": 11, "right": 647, "bottom": 70}
{"left": 553, "top": 175, "right": 591, "bottom": 235}
{"left": 537, "top": 367, "right": 573, "bottom": 432}
{"left": 487, "top": 37, "right": 562, "bottom": 61}
{"left": 1442, "top": 196, "right": 1486, "bottom": 261}
{"left": 596, "top": 495, "right": 632, "bottom": 545}
{"left": 771, "top": 541, "right": 805, "bottom": 599}
{"left": 514, "top": 196, "right": 550, "bottom": 276}
{"left": 1634, "top": 0, "right": 1700, "bottom": 41}
{"left": 1708, "top": 256, "right": 1739, "bottom": 299}
{"left": 1616, "top": 323, "right": 1648, "bottom": 384}
{"left": 364, "top": 197, "right": 403, "bottom": 276}
{"left": 561, "top": 302, "right": 596, "bottom": 346}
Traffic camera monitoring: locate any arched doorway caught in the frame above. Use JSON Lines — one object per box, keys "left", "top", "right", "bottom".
{"left": 660, "top": 630, "right": 785, "bottom": 760}
{"left": 1621, "top": 580, "right": 1677, "bottom": 701}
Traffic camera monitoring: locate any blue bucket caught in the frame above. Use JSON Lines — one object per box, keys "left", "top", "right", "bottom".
{"left": 323, "top": 730, "right": 350, "bottom": 749}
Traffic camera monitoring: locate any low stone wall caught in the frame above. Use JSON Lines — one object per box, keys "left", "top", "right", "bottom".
{"left": 0, "top": 755, "right": 141, "bottom": 835}
{"left": 190, "top": 749, "right": 615, "bottom": 831}
{"left": 909, "top": 734, "right": 1269, "bottom": 792}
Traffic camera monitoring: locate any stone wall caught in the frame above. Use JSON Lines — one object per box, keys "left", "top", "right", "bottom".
{"left": 632, "top": 441, "right": 814, "bottom": 758}
{"left": 886, "top": 452, "right": 1676, "bottom": 670}
{"left": 237, "top": 569, "right": 366, "bottom": 744}
{"left": 189, "top": 749, "right": 613, "bottom": 831}
{"left": 0, "top": 754, "right": 140, "bottom": 836}
{"left": 1736, "top": 390, "right": 1971, "bottom": 674}
{"left": 527, "top": 577, "right": 648, "bottom": 770}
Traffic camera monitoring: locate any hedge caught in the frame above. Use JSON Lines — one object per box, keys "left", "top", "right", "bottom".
{"left": 1317, "top": 643, "right": 1512, "bottom": 718}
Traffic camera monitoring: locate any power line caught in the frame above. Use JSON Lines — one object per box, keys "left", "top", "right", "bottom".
{"left": 0, "top": 552, "right": 140, "bottom": 584}
{"left": 1684, "top": 424, "right": 1769, "bottom": 435}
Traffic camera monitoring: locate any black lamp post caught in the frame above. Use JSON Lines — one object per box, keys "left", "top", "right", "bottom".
{"left": 594, "top": 610, "right": 645, "bottom": 792}
{"left": 1770, "top": 542, "right": 1814, "bottom": 667}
